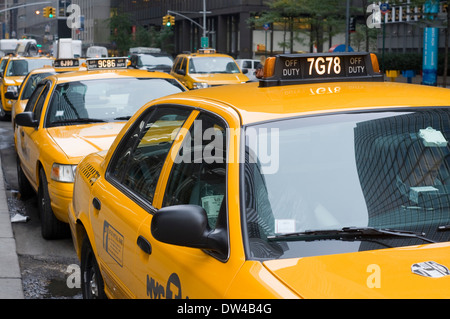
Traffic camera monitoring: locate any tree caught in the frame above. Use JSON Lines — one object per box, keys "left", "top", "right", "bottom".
{"left": 108, "top": 12, "right": 133, "bottom": 56}
{"left": 249, "top": 0, "right": 344, "bottom": 53}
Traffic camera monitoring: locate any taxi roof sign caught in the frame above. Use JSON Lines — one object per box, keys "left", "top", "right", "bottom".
{"left": 259, "top": 52, "right": 383, "bottom": 87}
{"left": 197, "top": 48, "right": 216, "bottom": 54}
{"left": 86, "top": 57, "right": 128, "bottom": 70}
{"left": 53, "top": 58, "right": 80, "bottom": 68}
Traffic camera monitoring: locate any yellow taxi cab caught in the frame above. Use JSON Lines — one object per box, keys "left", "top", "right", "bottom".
{"left": 69, "top": 52, "right": 450, "bottom": 299}
{"left": 0, "top": 56, "right": 54, "bottom": 120}
{"left": 170, "top": 48, "right": 249, "bottom": 89}
{"left": 15, "top": 57, "right": 187, "bottom": 239}
{"left": 11, "top": 58, "right": 87, "bottom": 131}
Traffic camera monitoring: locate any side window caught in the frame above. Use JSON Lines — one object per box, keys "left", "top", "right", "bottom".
{"left": 33, "top": 82, "right": 51, "bottom": 122}
{"left": 24, "top": 82, "right": 47, "bottom": 113}
{"left": 172, "top": 57, "right": 180, "bottom": 72}
{"left": 0, "top": 59, "right": 7, "bottom": 73}
{"left": 108, "top": 106, "right": 191, "bottom": 206}
{"left": 180, "top": 58, "right": 187, "bottom": 73}
{"left": 163, "top": 113, "right": 227, "bottom": 229}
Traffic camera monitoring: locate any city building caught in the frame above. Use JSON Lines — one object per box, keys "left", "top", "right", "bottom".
{"left": 14, "top": 0, "right": 110, "bottom": 55}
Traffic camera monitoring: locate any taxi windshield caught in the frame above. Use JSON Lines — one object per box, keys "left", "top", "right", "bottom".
{"left": 243, "top": 108, "right": 450, "bottom": 260}
{"left": 189, "top": 57, "right": 240, "bottom": 74}
{"left": 45, "top": 77, "right": 185, "bottom": 127}
{"left": 6, "top": 59, "right": 53, "bottom": 76}
{"left": 139, "top": 55, "right": 173, "bottom": 67}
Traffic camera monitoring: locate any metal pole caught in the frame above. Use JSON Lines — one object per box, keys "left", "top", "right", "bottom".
{"left": 203, "top": 0, "right": 206, "bottom": 38}
{"left": 345, "top": 0, "right": 350, "bottom": 52}
{"left": 0, "top": 1, "right": 51, "bottom": 14}
{"left": 382, "top": 14, "right": 386, "bottom": 72}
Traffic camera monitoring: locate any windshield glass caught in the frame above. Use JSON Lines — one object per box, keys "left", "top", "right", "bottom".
{"left": 45, "top": 77, "right": 185, "bottom": 127}
{"left": 6, "top": 59, "right": 53, "bottom": 76}
{"left": 139, "top": 55, "right": 173, "bottom": 67}
{"left": 189, "top": 57, "right": 240, "bottom": 74}
{"left": 243, "top": 109, "right": 450, "bottom": 260}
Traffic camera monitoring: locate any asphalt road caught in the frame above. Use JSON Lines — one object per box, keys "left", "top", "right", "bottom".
{"left": 0, "top": 118, "right": 81, "bottom": 299}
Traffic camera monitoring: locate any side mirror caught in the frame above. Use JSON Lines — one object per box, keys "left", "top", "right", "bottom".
{"left": 5, "top": 91, "right": 17, "bottom": 100}
{"left": 242, "top": 69, "right": 248, "bottom": 74}
{"left": 15, "top": 112, "right": 38, "bottom": 128}
{"left": 176, "top": 69, "right": 186, "bottom": 76}
{"left": 151, "top": 205, "right": 227, "bottom": 257}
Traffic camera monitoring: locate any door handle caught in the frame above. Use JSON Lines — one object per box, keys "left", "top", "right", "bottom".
{"left": 92, "top": 197, "right": 101, "bottom": 210}
{"left": 137, "top": 235, "right": 152, "bottom": 254}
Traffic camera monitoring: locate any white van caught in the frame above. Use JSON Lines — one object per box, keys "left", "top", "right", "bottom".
{"left": 86, "top": 46, "right": 108, "bottom": 58}
{"left": 235, "top": 59, "right": 260, "bottom": 81}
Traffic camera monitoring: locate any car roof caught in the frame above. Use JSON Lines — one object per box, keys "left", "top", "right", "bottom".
{"left": 176, "top": 52, "right": 235, "bottom": 59}
{"left": 26, "top": 66, "right": 56, "bottom": 74}
{"left": 8, "top": 56, "right": 53, "bottom": 61}
{"left": 168, "top": 81, "right": 450, "bottom": 125}
{"left": 49, "top": 68, "right": 178, "bottom": 83}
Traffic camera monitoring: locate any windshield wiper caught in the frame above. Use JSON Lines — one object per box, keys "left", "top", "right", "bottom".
{"left": 268, "top": 226, "right": 436, "bottom": 243}
{"left": 49, "top": 118, "right": 107, "bottom": 125}
{"left": 113, "top": 116, "right": 131, "bottom": 121}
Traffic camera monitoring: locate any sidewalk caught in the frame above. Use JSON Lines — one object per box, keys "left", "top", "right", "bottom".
{"left": 0, "top": 158, "right": 24, "bottom": 299}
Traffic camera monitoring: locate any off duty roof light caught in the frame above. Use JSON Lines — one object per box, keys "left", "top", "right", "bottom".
{"left": 197, "top": 48, "right": 216, "bottom": 54}
{"left": 259, "top": 52, "right": 383, "bottom": 87}
{"left": 86, "top": 57, "right": 128, "bottom": 70}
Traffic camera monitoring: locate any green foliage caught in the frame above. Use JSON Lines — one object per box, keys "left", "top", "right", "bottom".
{"left": 376, "top": 52, "right": 450, "bottom": 76}
{"left": 376, "top": 53, "right": 423, "bottom": 71}
{"left": 108, "top": 12, "right": 133, "bottom": 56}
{"left": 108, "top": 12, "right": 174, "bottom": 56}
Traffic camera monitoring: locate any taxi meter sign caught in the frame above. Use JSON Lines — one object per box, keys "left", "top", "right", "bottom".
{"left": 259, "top": 52, "right": 383, "bottom": 87}
{"left": 53, "top": 59, "right": 80, "bottom": 68}
{"left": 86, "top": 57, "right": 128, "bottom": 70}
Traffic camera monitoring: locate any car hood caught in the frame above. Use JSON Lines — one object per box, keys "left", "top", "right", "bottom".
{"left": 189, "top": 73, "right": 249, "bottom": 85}
{"left": 4, "top": 76, "right": 24, "bottom": 86}
{"left": 47, "top": 122, "right": 125, "bottom": 159}
{"left": 263, "top": 242, "right": 450, "bottom": 298}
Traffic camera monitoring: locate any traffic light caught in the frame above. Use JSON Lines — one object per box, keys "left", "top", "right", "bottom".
{"left": 49, "top": 7, "right": 56, "bottom": 18}
{"left": 162, "top": 15, "right": 169, "bottom": 26}
{"left": 42, "top": 6, "right": 55, "bottom": 18}
{"left": 162, "top": 15, "right": 174, "bottom": 27}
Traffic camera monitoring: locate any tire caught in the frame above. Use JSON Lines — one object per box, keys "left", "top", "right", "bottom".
{"left": 80, "top": 237, "right": 107, "bottom": 299}
{"left": 0, "top": 100, "right": 9, "bottom": 121}
{"left": 16, "top": 157, "right": 33, "bottom": 199}
{"left": 38, "top": 168, "right": 69, "bottom": 239}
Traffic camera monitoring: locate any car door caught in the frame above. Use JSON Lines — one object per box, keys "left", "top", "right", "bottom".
{"left": 17, "top": 81, "right": 51, "bottom": 189}
{"left": 89, "top": 105, "right": 194, "bottom": 298}
{"left": 133, "top": 111, "right": 243, "bottom": 299}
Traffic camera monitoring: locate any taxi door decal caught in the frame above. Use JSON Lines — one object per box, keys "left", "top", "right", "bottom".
{"left": 146, "top": 272, "right": 186, "bottom": 299}
{"left": 103, "top": 221, "right": 124, "bottom": 267}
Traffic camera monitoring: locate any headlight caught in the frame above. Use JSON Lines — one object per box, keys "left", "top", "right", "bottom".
{"left": 6, "top": 85, "right": 18, "bottom": 95}
{"left": 192, "top": 82, "right": 209, "bottom": 89}
{"left": 51, "top": 164, "right": 77, "bottom": 183}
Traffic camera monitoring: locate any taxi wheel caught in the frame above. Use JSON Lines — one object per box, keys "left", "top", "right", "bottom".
{"left": 0, "top": 101, "right": 8, "bottom": 121}
{"left": 16, "top": 157, "right": 33, "bottom": 199}
{"left": 38, "top": 168, "right": 70, "bottom": 239}
{"left": 81, "top": 238, "right": 106, "bottom": 299}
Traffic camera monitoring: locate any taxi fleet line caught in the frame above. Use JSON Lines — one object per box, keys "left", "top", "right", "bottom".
{"left": 5, "top": 50, "right": 450, "bottom": 299}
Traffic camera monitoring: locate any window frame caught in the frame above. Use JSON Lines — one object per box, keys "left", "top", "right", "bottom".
{"left": 105, "top": 104, "right": 193, "bottom": 213}
{"left": 161, "top": 110, "right": 231, "bottom": 262}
